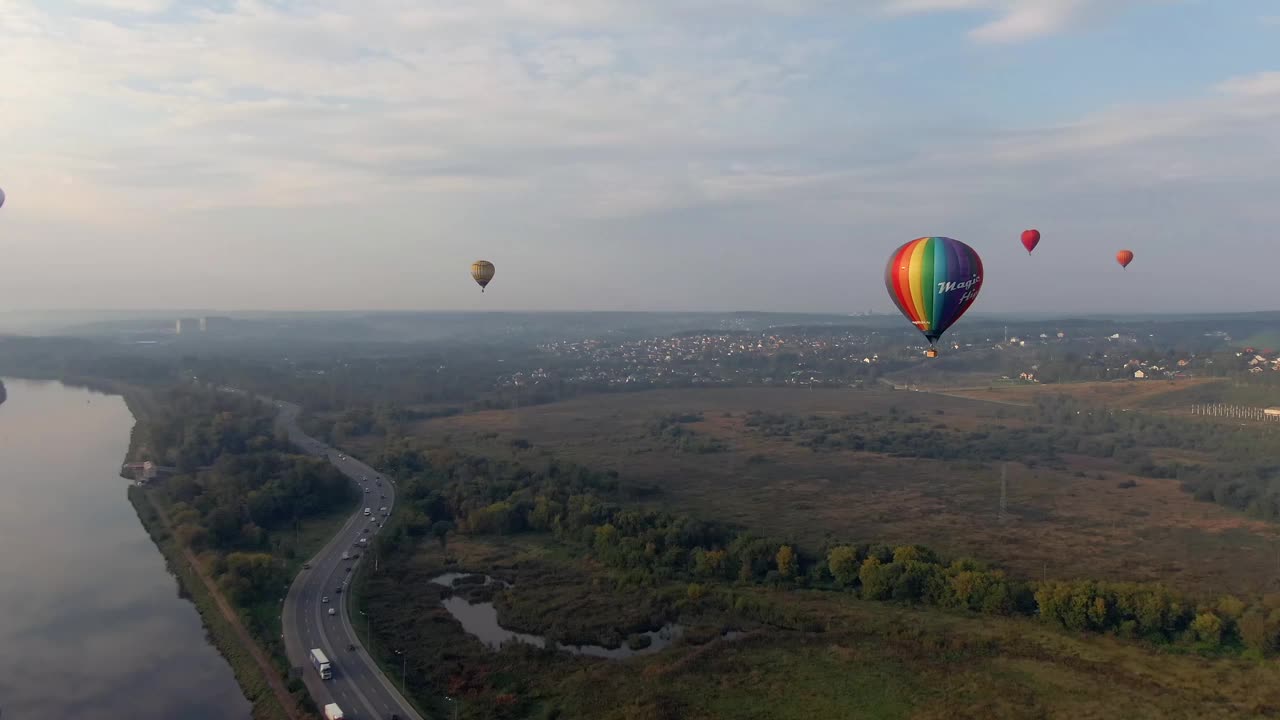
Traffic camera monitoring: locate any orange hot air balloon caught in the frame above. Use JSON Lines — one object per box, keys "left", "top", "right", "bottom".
{"left": 1116, "top": 250, "right": 1134, "bottom": 269}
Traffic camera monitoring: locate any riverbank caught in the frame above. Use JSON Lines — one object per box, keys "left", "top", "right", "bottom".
{"left": 129, "top": 485, "right": 304, "bottom": 720}
{"left": 116, "top": 384, "right": 356, "bottom": 720}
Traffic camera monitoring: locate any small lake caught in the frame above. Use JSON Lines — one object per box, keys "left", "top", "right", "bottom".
{"left": 0, "top": 378, "right": 251, "bottom": 719}
{"left": 432, "top": 573, "right": 743, "bottom": 660}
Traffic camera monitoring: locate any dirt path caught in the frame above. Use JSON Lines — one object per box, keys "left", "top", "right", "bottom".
{"left": 149, "top": 493, "right": 305, "bottom": 720}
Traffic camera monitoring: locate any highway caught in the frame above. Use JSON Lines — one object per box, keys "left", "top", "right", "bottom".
{"left": 273, "top": 400, "right": 424, "bottom": 720}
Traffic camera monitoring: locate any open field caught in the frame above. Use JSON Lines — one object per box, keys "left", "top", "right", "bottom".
{"left": 368, "top": 535, "right": 1280, "bottom": 720}
{"left": 940, "top": 378, "right": 1220, "bottom": 408}
{"left": 351, "top": 387, "right": 1280, "bottom": 597}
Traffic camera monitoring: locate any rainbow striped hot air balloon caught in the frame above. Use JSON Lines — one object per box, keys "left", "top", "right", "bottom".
{"left": 884, "top": 236, "right": 984, "bottom": 356}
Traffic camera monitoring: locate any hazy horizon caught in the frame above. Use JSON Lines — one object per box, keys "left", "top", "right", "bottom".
{"left": 2, "top": 1, "right": 1277, "bottom": 315}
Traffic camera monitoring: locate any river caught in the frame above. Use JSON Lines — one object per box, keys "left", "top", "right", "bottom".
{"left": 0, "top": 378, "right": 251, "bottom": 719}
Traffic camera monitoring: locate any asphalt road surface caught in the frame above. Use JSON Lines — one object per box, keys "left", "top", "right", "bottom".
{"left": 273, "top": 400, "right": 424, "bottom": 720}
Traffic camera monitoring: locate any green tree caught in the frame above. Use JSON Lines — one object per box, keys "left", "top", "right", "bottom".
{"left": 827, "top": 546, "right": 859, "bottom": 588}
{"left": 1190, "top": 612, "right": 1224, "bottom": 647}
{"left": 693, "top": 549, "right": 727, "bottom": 578}
{"left": 776, "top": 545, "right": 797, "bottom": 579}
{"left": 859, "top": 557, "right": 897, "bottom": 601}
{"left": 431, "top": 520, "right": 454, "bottom": 549}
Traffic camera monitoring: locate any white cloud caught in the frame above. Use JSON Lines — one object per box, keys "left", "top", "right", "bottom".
{"left": 0, "top": 0, "right": 1275, "bottom": 313}
{"left": 75, "top": 0, "right": 172, "bottom": 13}
{"left": 882, "top": 0, "right": 1159, "bottom": 42}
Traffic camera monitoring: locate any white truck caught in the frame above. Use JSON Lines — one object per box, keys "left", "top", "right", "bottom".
{"left": 310, "top": 648, "right": 332, "bottom": 680}
{"left": 323, "top": 702, "right": 346, "bottom": 719}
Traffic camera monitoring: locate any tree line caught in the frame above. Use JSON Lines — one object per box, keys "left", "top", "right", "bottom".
{"left": 136, "top": 387, "right": 354, "bottom": 612}
{"left": 368, "top": 441, "right": 1280, "bottom": 658}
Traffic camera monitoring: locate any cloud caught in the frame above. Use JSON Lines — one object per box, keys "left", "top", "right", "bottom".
{"left": 75, "top": 0, "right": 172, "bottom": 13}
{"left": 0, "top": 0, "right": 1276, "bottom": 313}
{"left": 882, "top": 0, "right": 1158, "bottom": 42}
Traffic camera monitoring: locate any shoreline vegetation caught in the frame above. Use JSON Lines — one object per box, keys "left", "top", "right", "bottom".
{"left": 129, "top": 485, "right": 298, "bottom": 720}
{"left": 117, "top": 383, "right": 354, "bottom": 720}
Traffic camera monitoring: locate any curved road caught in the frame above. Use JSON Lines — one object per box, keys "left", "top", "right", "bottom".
{"left": 272, "top": 400, "right": 424, "bottom": 720}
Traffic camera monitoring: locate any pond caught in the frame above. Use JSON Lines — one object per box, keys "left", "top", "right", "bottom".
{"left": 432, "top": 572, "right": 739, "bottom": 659}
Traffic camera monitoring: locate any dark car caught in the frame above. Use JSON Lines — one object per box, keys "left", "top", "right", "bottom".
{"left": 335, "top": 587, "right": 343, "bottom": 594}
{"left": 345, "top": 566, "right": 351, "bottom": 573}
{"left": 348, "top": 643, "right": 356, "bottom": 652}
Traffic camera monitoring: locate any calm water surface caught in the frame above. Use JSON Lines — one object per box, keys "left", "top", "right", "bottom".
{"left": 432, "top": 573, "right": 689, "bottom": 659}
{"left": 0, "top": 378, "right": 251, "bottom": 720}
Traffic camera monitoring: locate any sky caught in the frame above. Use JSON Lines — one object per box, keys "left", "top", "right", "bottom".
{"left": 0, "top": 0, "right": 1277, "bottom": 315}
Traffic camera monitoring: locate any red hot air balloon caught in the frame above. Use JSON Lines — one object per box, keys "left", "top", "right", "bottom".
{"left": 1116, "top": 250, "right": 1134, "bottom": 269}
{"left": 1020, "top": 229, "right": 1040, "bottom": 255}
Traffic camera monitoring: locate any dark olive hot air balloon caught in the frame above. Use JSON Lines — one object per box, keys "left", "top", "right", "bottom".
{"left": 1020, "top": 229, "right": 1040, "bottom": 255}
{"left": 1116, "top": 250, "right": 1134, "bottom": 269}
{"left": 470, "top": 260, "right": 496, "bottom": 292}
{"left": 0, "top": 186, "right": 6, "bottom": 210}
{"left": 885, "top": 236, "right": 984, "bottom": 357}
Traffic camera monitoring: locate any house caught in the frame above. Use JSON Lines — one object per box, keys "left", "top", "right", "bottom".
{"left": 1133, "top": 370, "right": 1147, "bottom": 379}
{"left": 1176, "top": 359, "right": 1191, "bottom": 367}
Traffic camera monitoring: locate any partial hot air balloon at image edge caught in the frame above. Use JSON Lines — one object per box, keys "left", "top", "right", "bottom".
{"left": 470, "top": 260, "right": 496, "bottom": 292}
{"left": 0, "top": 186, "right": 6, "bottom": 210}
{"left": 1116, "top": 250, "right": 1134, "bottom": 269}
{"left": 884, "top": 236, "right": 984, "bottom": 358}
{"left": 1020, "top": 229, "right": 1040, "bottom": 255}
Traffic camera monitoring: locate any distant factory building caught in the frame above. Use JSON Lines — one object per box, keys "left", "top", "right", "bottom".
{"left": 175, "top": 317, "right": 200, "bottom": 334}
{"left": 1265, "top": 407, "right": 1280, "bottom": 418}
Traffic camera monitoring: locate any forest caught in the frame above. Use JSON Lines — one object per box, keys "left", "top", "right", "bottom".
{"left": 367, "top": 439, "right": 1280, "bottom": 659}
{"left": 133, "top": 386, "right": 354, "bottom": 623}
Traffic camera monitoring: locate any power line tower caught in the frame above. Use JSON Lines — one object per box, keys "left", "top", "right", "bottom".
{"left": 999, "top": 463, "right": 1009, "bottom": 524}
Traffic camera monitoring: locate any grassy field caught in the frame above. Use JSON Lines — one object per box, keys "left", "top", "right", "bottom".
{"left": 347, "top": 386, "right": 1280, "bottom": 597}
{"left": 367, "top": 535, "right": 1280, "bottom": 720}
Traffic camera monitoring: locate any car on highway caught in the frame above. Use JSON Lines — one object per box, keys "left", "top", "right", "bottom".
{"left": 303, "top": 562, "right": 311, "bottom": 569}
{"left": 328, "top": 608, "right": 336, "bottom": 616}
{"left": 322, "top": 596, "right": 328, "bottom": 603}
{"left": 335, "top": 586, "right": 342, "bottom": 594}
{"left": 347, "top": 643, "right": 355, "bottom": 652}
{"left": 345, "top": 567, "right": 351, "bottom": 573}
{"left": 362, "top": 528, "right": 369, "bottom": 534}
